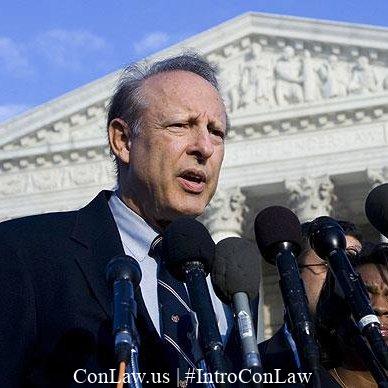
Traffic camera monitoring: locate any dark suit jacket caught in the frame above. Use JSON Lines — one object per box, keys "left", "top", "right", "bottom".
{"left": 0, "top": 191, "right": 198, "bottom": 387}
{"left": 258, "top": 326, "right": 340, "bottom": 387}
{"left": 258, "top": 325, "right": 302, "bottom": 386}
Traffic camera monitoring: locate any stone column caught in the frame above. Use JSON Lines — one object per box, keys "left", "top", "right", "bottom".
{"left": 285, "top": 175, "right": 337, "bottom": 222}
{"left": 201, "top": 187, "right": 265, "bottom": 341}
{"left": 260, "top": 175, "right": 336, "bottom": 336}
{"left": 201, "top": 187, "right": 248, "bottom": 243}
{"left": 366, "top": 168, "right": 388, "bottom": 189}
{"left": 262, "top": 176, "right": 337, "bottom": 340}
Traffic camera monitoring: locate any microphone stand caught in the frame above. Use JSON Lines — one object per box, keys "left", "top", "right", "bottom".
{"left": 124, "top": 347, "right": 142, "bottom": 388}
{"left": 232, "top": 293, "right": 263, "bottom": 388}
{"left": 184, "top": 262, "right": 231, "bottom": 387}
{"left": 276, "top": 248, "right": 321, "bottom": 388}
{"left": 309, "top": 217, "right": 388, "bottom": 369}
{"left": 106, "top": 256, "right": 143, "bottom": 388}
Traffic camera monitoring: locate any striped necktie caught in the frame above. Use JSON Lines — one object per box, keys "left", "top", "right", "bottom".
{"left": 150, "top": 236, "right": 203, "bottom": 386}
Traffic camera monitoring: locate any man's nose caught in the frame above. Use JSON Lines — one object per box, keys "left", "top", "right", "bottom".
{"left": 186, "top": 128, "right": 215, "bottom": 162}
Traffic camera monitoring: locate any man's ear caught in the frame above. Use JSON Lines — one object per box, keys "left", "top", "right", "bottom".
{"left": 108, "top": 118, "right": 132, "bottom": 164}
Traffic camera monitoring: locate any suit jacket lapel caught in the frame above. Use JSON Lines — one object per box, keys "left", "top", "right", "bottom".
{"left": 69, "top": 190, "right": 162, "bottom": 346}
{"left": 71, "top": 190, "right": 124, "bottom": 319}
{"left": 265, "top": 325, "right": 299, "bottom": 371}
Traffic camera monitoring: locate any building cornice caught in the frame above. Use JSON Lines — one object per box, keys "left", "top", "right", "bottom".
{"left": 2, "top": 12, "right": 388, "bottom": 148}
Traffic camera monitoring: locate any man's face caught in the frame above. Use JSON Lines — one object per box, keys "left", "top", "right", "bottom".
{"left": 357, "top": 263, "right": 388, "bottom": 344}
{"left": 299, "top": 235, "right": 362, "bottom": 314}
{"left": 120, "top": 70, "right": 226, "bottom": 228}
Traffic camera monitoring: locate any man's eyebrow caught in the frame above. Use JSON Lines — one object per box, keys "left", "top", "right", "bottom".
{"left": 189, "top": 114, "right": 225, "bottom": 130}
{"left": 188, "top": 113, "right": 201, "bottom": 124}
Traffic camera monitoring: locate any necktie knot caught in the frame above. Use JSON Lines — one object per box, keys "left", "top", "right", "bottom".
{"left": 149, "top": 235, "right": 163, "bottom": 261}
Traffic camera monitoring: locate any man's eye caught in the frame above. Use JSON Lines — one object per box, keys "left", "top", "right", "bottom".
{"left": 210, "top": 129, "right": 225, "bottom": 140}
{"left": 169, "top": 123, "right": 187, "bottom": 128}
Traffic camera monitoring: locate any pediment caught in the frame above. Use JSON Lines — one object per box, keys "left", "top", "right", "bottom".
{"left": 2, "top": 12, "right": 388, "bottom": 168}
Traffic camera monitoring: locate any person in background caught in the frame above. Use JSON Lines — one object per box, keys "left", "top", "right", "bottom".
{"left": 258, "top": 220, "right": 363, "bottom": 387}
{"left": 322, "top": 242, "right": 388, "bottom": 388}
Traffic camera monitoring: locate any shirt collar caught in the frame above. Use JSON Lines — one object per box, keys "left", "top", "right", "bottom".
{"left": 108, "top": 190, "right": 159, "bottom": 262}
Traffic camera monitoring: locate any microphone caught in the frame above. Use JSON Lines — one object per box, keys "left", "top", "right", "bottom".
{"left": 365, "top": 183, "right": 388, "bottom": 238}
{"left": 106, "top": 255, "right": 142, "bottom": 363}
{"left": 212, "top": 237, "right": 262, "bottom": 377}
{"left": 254, "top": 206, "right": 321, "bottom": 385}
{"left": 162, "top": 217, "right": 229, "bottom": 379}
{"left": 309, "top": 216, "right": 388, "bottom": 370}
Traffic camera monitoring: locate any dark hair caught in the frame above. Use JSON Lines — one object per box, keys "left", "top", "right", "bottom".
{"left": 107, "top": 52, "right": 228, "bottom": 173}
{"left": 352, "top": 242, "right": 388, "bottom": 267}
{"left": 299, "top": 219, "right": 363, "bottom": 259}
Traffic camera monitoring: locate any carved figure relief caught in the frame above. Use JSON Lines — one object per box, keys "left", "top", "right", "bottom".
{"left": 317, "top": 55, "right": 348, "bottom": 99}
{"left": 69, "top": 164, "right": 102, "bottom": 186}
{"left": 0, "top": 176, "right": 27, "bottom": 196}
{"left": 348, "top": 56, "right": 379, "bottom": 95}
{"left": 274, "top": 46, "right": 304, "bottom": 105}
{"left": 239, "top": 43, "right": 275, "bottom": 108}
{"left": 223, "top": 66, "right": 242, "bottom": 113}
{"left": 217, "top": 40, "right": 388, "bottom": 113}
{"left": 32, "top": 170, "right": 64, "bottom": 191}
{"left": 302, "top": 50, "right": 321, "bottom": 102}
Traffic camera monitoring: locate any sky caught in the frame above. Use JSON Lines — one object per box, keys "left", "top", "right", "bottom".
{"left": 1, "top": 0, "right": 388, "bottom": 123}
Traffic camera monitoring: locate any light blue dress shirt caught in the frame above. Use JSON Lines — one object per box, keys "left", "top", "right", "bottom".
{"left": 108, "top": 191, "right": 232, "bottom": 341}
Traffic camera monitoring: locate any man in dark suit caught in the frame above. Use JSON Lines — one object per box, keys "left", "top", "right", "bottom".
{"left": 0, "top": 53, "right": 232, "bottom": 387}
{"left": 258, "top": 220, "right": 363, "bottom": 386}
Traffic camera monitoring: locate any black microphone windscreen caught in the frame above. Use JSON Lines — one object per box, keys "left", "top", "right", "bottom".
{"left": 212, "top": 237, "right": 261, "bottom": 304}
{"left": 106, "top": 255, "right": 142, "bottom": 287}
{"left": 254, "top": 206, "right": 302, "bottom": 264}
{"left": 365, "top": 183, "right": 388, "bottom": 238}
{"left": 163, "top": 217, "right": 215, "bottom": 279}
{"left": 308, "top": 216, "right": 347, "bottom": 257}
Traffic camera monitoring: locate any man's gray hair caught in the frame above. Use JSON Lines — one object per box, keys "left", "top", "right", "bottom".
{"left": 107, "top": 52, "right": 224, "bottom": 136}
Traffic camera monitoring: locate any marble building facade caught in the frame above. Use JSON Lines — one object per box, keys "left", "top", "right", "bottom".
{"left": 1, "top": 13, "right": 388, "bottom": 339}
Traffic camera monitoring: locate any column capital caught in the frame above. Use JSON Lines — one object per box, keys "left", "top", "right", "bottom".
{"left": 201, "top": 187, "right": 248, "bottom": 242}
{"left": 285, "top": 175, "right": 337, "bottom": 223}
{"left": 366, "top": 167, "right": 388, "bottom": 188}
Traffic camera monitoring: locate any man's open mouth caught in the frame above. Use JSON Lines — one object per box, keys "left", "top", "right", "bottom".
{"left": 177, "top": 169, "right": 207, "bottom": 193}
